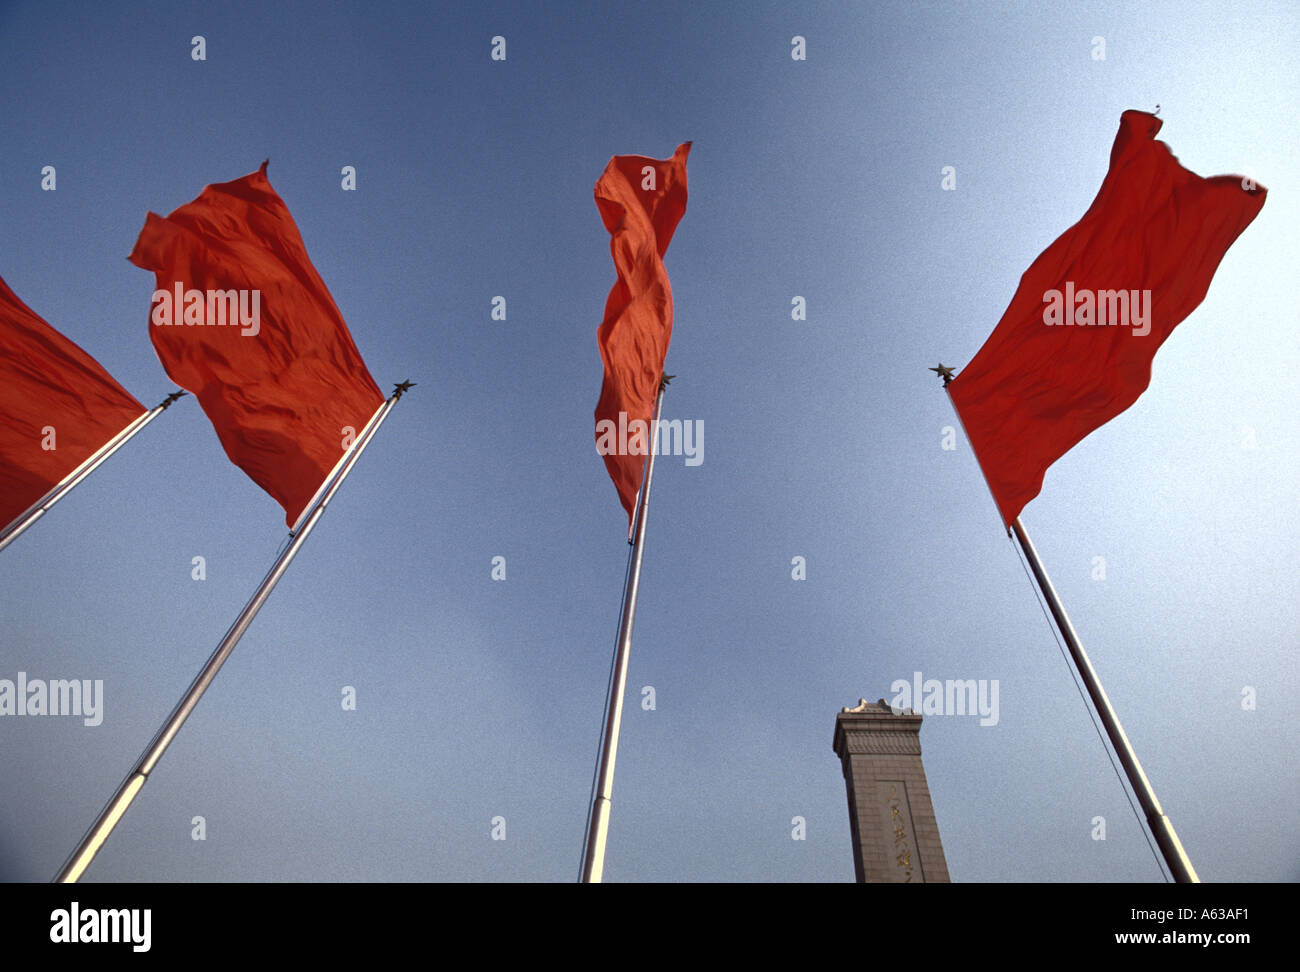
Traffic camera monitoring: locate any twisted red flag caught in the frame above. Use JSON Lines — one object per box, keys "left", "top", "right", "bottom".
{"left": 593, "top": 142, "right": 691, "bottom": 525}
{"left": 949, "top": 111, "right": 1266, "bottom": 526}
{"left": 0, "top": 275, "right": 145, "bottom": 530}
{"left": 129, "top": 162, "right": 384, "bottom": 527}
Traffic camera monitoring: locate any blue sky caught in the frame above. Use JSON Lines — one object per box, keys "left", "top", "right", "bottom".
{"left": 0, "top": 0, "right": 1295, "bottom": 882}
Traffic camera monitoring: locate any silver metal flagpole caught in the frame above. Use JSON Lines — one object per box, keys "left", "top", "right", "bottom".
{"left": 288, "top": 395, "right": 390, "bottom": 537}
{"left": 1009, "top": 517, "right": 1199, "bottom": 883}
{"left": 53, "top": 380, "right": 412, "bottom": 883}
{"left": 935, "top": 365, "right": 1198, "bottom": 882}
{"left": 0, "top": 390, "right": 186, "bottom": 554}
{"left": 581, "top": 375, "right": 669, "bottom": 883}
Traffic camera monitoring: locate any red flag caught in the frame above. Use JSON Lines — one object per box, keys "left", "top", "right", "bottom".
{"left": 950, "top": 111, "right": 1265, "bottom": 526}
{"left": 128, "top": 162, "right": 384, "bottom": 527}
{"left": 0, "top": 275, "right": 145, "bottom": 530}
{"left": 593, "top": 142, "right": 691, "bottom": 524}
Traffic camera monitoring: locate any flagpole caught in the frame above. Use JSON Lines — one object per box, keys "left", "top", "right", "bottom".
{"left": 581, "top": 376, "right": 668, "bottom": 883}
{"left": 53, "top": 381, "right": 411, "bottom": 883}
{"left": 1009, "top": 518, "right": 1199, "bottom": 883}
{"left": 288, "top": 396, "right": 390, "bottom": 537}
{"left": 0, "top": 390, "right": 186, "bottom": 554}
{"left": 935, "top": 367, "right": 1198, "bottom": 882}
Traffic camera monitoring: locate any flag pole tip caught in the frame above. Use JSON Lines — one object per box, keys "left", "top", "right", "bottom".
{"left": 929, "top": 363, "right": 955, "bottom": 386}
{"left": 158, "top": 389, "right": 187, "bottom": 409}
{"left": 392, "top": 379, "right": 416, "bottom": 400}
{"left": 659, "top": 373, "right": 675, "bottom": 391}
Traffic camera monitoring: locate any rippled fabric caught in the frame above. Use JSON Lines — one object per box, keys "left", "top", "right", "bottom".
{"left": 0, "top": 275, "right": 144, "bottom": 531}
{"left": 129, "top": 162, "right": 383, "bottom": 527}
{"left": 593, "top": 143, "right": 690, "bottom": 525}
{"left": 950, "top": 112, "right": 1265, "bottom": 526}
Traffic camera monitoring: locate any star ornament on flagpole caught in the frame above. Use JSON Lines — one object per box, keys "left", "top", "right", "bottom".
{"left": 392, "top": 380, "right": 416, "bottom": 400}
{"left": 929, "top": 363, "right": 955, "bottom": 386}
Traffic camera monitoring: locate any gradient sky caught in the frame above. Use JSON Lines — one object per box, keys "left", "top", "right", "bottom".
{"left": 0, "top": 0, "right": 1295, "bottom": 883}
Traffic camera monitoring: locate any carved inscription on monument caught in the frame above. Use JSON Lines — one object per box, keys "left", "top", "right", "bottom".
{"left": 877, "top": 780, "right": 920, "bottom": 882}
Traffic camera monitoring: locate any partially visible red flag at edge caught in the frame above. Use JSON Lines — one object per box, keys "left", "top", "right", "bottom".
{"left": 0, "top": 275, "right": 145, "bottom": 530}
{"left": 594, "top": 142, "right": 691, "bottom": 525}
{"left": 129, "top": 162, "right": 384, "bottom": 527}
{"left": 949, "top": 110, "right": 1266, "bottom": 526}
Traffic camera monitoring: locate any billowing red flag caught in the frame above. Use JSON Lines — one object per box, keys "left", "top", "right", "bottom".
{"left": 950, "top": 111, "right": 1265, "bottom": 526}
{"left": 593, "top": 142, "right": 691, "bottom": 524}
{"left": 129, "top": 162, "right": 384, "bottom": 527}
{"left": 0, "top": 275, "right": 145, "bottom": 531}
